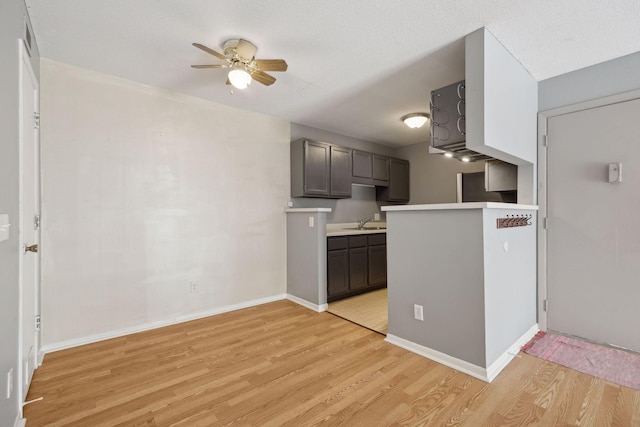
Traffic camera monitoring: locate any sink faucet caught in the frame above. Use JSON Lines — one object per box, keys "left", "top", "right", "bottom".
{"left": 357, "top": 217, "right": 374, "bottom": 230}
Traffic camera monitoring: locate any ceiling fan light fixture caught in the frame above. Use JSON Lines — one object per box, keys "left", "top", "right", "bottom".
{"left": 228, "top": 67, "right": 252, "bottom": 89}
{"left": 401, "top": 113, "right": 430, "bottom": 129}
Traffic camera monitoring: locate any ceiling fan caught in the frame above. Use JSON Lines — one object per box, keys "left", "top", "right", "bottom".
{"left": 191, "top": 39, "right": 288, "bottom": 89}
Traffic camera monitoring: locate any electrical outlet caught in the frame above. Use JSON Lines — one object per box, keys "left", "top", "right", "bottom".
{"left": 7, "top": 368, "right": 13, "bottom": 399}
{"left": 308, "top": 216, "right": 314, "bottom": 227}
{"left": 414, "top": 304, "right": 424, "bottom": 321}
{"left": 190, "top": 282, "right": 199, "bottom": 293}
{"left": 374, "top": 212, "right": 380, "bottom": 221}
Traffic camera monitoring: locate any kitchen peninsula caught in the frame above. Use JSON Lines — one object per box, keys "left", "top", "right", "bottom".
{"left": 382, "top": 202, "right": 538, "bottom": 382}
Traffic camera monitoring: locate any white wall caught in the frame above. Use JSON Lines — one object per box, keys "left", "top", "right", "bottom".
{"left": 466, "top": 28, "right": 538, "bottom": 165}
{"left": 0, "top": 0, "right": 40, "bottom": 424}
{"left": 40, "top": 60, "right": 290, "bottom": 349}
{"left": 465, "top": 28, "right": 538, "bottom": 204}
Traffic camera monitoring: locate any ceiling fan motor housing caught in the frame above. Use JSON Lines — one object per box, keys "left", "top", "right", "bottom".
{"left": 223, "top": 39, "right": 257, "bottom": 61}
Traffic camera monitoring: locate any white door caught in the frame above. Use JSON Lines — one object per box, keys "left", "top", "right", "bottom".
{"left": 19, "top": 40, "right": 40, "bottom": 403}
{"left": 546, "top": 97, "right": 640, "bottom": 352}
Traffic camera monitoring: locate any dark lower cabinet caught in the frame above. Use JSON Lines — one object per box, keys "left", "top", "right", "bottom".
{"left": 327, "top": 233, "right": 387, "bottom": 302}
{"left": 349, "top": 247, "right": 368, "bottom": 291}
{"left": 368, "top": 245, "right": 387, "bottom": 287}
{"left": 327, "top": 249, "right": 349, "bottom": 296}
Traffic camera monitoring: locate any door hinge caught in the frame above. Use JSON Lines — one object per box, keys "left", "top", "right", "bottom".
{"left": 543, "top": 134, "right": 548, "bottom": 147}
{"left": 34, "top": 315, "right": 41, "bottom": 332}
{"left": 543, "top": 300, "right": 548, "bottom": 312}
{"left": 34, "top": 112, "right": 40, "bottom": 130}
{"left": 543, "top": 217, "right": 548, "bottom": 229}
{"left": 34, "top": 214, "right": 40, "bottom": 230}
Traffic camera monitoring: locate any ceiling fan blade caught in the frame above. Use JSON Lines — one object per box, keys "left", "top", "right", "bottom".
{"left": 236, "top": 39, "right": 258, "bottom": 59}
{"left": 191, "top": 64, "right": 227, "bottom": 69}
{"left": 251, "top": 70, "right": 276, "bottom": 86}
{"left": 192, "top": 43, "right": 227, "bottom": 61}
{"left": 255, "top": 59, "right": 288, "bottom": 72}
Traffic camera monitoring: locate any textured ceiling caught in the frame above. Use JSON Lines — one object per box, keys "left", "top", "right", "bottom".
{"left": 25, "top": 0, "right": 640, "bottom": 146}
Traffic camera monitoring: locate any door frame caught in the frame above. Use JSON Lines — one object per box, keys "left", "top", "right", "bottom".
{"left": 537, "top": 87, "right": 640, "bottom": 332}
{"left": 18, "top": 38, "right": 40, "bottom": 411}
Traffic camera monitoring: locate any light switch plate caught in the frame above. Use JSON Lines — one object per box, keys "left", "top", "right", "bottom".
{"left": 308, "top": 216, "right": 314, "bottom": 228}
{"left": 0, "top": 214, "right": 10, "bottom": 242}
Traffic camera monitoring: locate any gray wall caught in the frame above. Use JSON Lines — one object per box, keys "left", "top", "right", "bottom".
{"left": 386, "top": 210, "right": 487, "bottom": 366}
{"left": 0, "top": 0, "right": 40, "bottom": 424}
{"left": 286, "top": 212, "right": 328, "bottom": 305}
{"left": 539, "top": 51, "right": 640, "bottom": 112}
{"left": 395, "top": 142, "right": 485, "bottom": 204}
{"left": 291, "top": 185, "right": 383, "bottom": 224}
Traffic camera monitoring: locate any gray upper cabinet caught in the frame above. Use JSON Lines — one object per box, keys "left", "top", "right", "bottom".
{"left": 291, "top": 139, "right": 352, "bottom": 198}
{"left": 329, "top": 145, "right": 352, "bottom": 198}
{"left": 352, "top": 150, "right": 373, "bottom": 179}
{"left": 377, "top": 158, "right": 410, "bottom": 203}
{"left": 352, "top": 150, "right": 389, "bottom": 186}
{"left": 485, "top": 160, "right": 517, "bottom": 192}
{"left": 291, "top": 138, "right": 406, "bottom": 201}
{"left": 372, "top": 155, "right": 389, "bottom": 182}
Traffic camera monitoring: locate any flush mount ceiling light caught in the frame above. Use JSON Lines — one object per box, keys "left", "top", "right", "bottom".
{"left": 228, "top": 65, "right": 252, "bottom": 89}
{"left": 401, "top": 113, "right": 430, "bottom": 129}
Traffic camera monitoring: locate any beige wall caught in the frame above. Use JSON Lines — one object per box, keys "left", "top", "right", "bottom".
{"left": 40, "top": 60, "right": 290, "bottom": 349}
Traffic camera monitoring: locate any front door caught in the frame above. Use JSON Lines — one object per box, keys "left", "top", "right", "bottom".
{"left": 546, "top": 97, "right": 640, "bottom": 352}
{"left": 19, "top": 40, "right": 40, "bottom": 403}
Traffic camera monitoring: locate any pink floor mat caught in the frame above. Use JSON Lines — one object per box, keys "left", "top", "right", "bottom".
{"left": 522, "top": 332, "right": 640, "bottom": 391}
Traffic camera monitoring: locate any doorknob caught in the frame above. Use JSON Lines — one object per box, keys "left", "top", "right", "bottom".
{"left": 24, "top": 244, "right": 38, "bottom": 253}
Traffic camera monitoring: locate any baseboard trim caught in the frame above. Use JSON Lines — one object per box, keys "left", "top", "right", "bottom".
{"left": 386, "top": 323, "right": 540, "bottom": 383}
{"left": 385, "top": 334, "right": 490, "bottom": 382}
{"left": 41, "top": 294, "right": 287, "bottom": 354}
{"left": 486, "top": 323, "right": 539, "bottom": 382}
{"left": 14, "top": 415, "right": 26, "bottom": 427}
{"left": 286, "top": 294, "right": 328, "bottom": 312}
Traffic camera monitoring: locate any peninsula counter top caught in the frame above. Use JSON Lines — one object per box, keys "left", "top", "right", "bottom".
{"left": 382, "top": 202, "right": 538, "bottom": 212}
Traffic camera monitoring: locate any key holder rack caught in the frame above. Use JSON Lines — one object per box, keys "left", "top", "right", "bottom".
{"left": 497, "top": 214, "right": 532, "bottom": 229}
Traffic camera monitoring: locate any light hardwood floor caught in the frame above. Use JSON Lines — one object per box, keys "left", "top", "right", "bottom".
{"left": 25, "top": 300, "right": 640, "bottom": 426}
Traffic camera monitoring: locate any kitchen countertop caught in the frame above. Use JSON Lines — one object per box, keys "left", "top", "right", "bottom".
{"left": 326, "top": 222, "right": 387, "bottom": 237}
{"left": 382, "top": 202, "right": 538, "bottom": 212}
{"left": 285, "top": 207, "right": 332, "bottom": 213}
